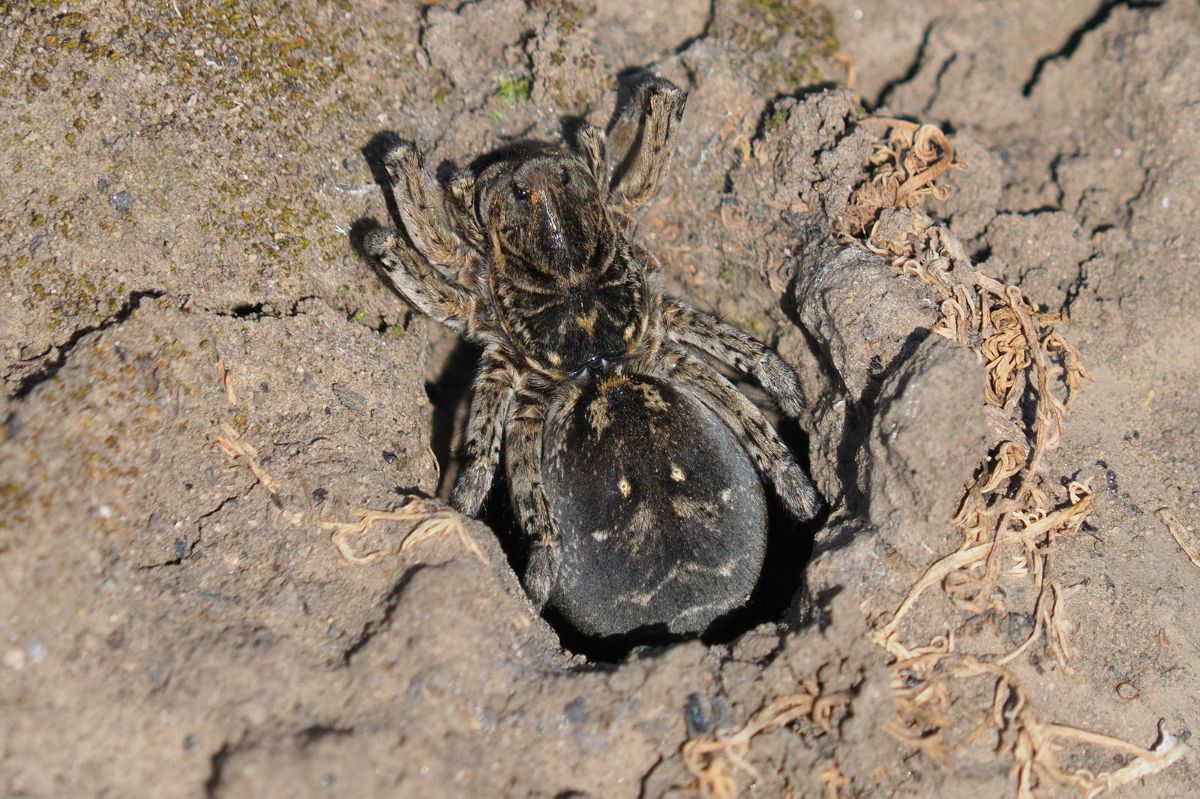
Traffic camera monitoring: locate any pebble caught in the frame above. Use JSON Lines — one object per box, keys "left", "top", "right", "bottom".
{"left": 3, "top": 648, "right": 25, "bottom": 670}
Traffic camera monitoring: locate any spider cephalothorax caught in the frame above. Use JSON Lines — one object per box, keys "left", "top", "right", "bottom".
{"left": 476, "top": 149, "right": 644, "bottom": 376}
{"left": 364, "top": 77, "right": 820, "bottom": 639}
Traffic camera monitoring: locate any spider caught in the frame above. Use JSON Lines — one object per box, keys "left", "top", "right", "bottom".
{"left": 363, "top": 77, "right": 820, "bottom": 639}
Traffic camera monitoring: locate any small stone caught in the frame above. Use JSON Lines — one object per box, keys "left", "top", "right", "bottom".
{"left": 331, "top": 383, "right": 367, "bottom": 411}
{"left": 3, "top": 648, "right": 25, "bottom": 670}
{"left": 111, "top": 191, "right": 133, "bottom": 212}
{"left": 564, "top": 698, "right": 588, "bottom": 724}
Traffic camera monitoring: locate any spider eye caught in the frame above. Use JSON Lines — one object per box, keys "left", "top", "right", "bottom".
{"left": 512, "top": 184, "right": 530, "bottom": 204}
{"left": 560, "top": 167, "right": 571, "bottom": 187}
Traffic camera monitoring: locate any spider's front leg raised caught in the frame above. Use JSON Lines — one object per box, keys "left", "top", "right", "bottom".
{"left": 608, "top": 77, "right": 688, "bottom": 211}
{"left": 663, "top": 298, "right": 805, "bottom": 417}
{"left": 504, "top": 404, "right": 560, "bottom": 608}
{"left": 666, "top": 349, "right": 822, "bottom": 521}
{"left": 363, "top": 229, "right": 473, "bottom": 332}
{"left": 450, "top": 353, "right": 514, "bottom": 516}
{"left": 365, "top": 140, "right": 487, "bottom": 333}
{"left": 382, "top": 140, "right": 479, "bottom": 270}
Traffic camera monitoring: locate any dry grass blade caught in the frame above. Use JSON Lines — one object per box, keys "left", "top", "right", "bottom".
{"left": 985, "top": 666, "right": 1187, "bottom": 799}
{"left": 216, "top": 352, "right": 237, "bottom": 404}
{"left": 873, "top": 543, "right": 992, "bottom": 658}
{"left": 215, "top": 424, "right": 283, "bottom": 502}
{"left": 981, "top": 441, "right": 1027, "bottom": 493}
{"left": 887, "top": 651, "right": 1188, "bottom": 799}
{"left": 321, "top": 497, "right": 486, "bottom": 566}
{"left": 1158, "top": 508, "right": 1200, "bottom": 568}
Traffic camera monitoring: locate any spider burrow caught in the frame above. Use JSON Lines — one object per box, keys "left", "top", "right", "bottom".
{"left": 362, "top": 77, "right": 820, "bottom": 639}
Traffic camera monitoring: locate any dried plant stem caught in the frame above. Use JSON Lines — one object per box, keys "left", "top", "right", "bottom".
{"left": 321, "top": 497, "right": 486, "bottom": 566}
{"left": 682, "top": 682, "right": 852, "bottom": 799}
{"left": 214, "top": 424, "right": 283, "bottom": 503}
{"left": 1158, "top": 508, "right": 1200, "bottom": 568}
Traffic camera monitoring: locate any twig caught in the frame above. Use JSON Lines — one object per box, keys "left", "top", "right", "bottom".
{"left": 1158, "top": 508, "right": 1200, "bottom": 568}
{"left": 215, "top": 424, "right": 283, "bottom": 503}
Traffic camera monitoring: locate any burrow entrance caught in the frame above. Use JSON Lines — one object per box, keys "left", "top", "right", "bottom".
{"left": 424, "top": 331, "right": 825, "bottom": 662}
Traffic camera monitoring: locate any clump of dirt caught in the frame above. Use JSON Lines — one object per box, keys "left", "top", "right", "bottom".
{"left": 3, "top": 1, "right": 1199, "bottom": 797}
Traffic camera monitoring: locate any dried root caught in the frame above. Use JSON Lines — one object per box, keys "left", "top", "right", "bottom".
{"left": 886, "top": 650, "right": 1187, "bottom": 799}
{"left": 681, "top": 678, "right": 852, "bottom": 799}
{"left": 840, "top": 119, "right": 1185, "bottom": 797}
{"left": 215, "top": 424, "right": 284, "bottom": 503}
{"left": 322, "top": 496, "right": 486, "bottom": 566}
{"left": 1158, "top": 508, "right": 1200, "bottom": 569}
{"left": 844, "top": 118, "right": 958, "bottom": 237}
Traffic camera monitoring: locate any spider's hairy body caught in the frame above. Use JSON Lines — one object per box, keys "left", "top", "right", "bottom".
{"left": 363, "top": 78, "right": 820, "bottom": 639}
{"left": 479, "top": 152, "right": 647, "bottom": 376}
{"left": 545, "top": 372, "right": 767, "bottom": 637}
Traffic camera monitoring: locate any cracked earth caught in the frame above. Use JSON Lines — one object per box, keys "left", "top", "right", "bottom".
{"left": 2, "top": 1, "right": 1199, "bottom": 797}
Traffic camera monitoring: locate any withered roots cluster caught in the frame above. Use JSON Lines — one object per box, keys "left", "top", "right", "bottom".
{"left": 682, "top": 678, "right": 851, "bottom": 799}
{"left": 842, "top": 120, "right": 1186, "bottom": 798}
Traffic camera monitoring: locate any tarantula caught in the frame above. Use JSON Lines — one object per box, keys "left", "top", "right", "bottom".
{"left": 363, "top": 77, "right": 820, "bottom": 639}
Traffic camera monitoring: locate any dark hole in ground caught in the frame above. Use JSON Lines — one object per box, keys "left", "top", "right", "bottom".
{"left": 425, "top": 335, "right": 826, "bottom": 662}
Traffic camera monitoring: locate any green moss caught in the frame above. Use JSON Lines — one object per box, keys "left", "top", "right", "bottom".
{"left": 494, "top": 74, "right": 532, "bottom": 107}
{"left": 732, "top": 0, "right": 837, "bottom": 91}
{"left": 744, "top": 318, "right": 767, "bottom": 336}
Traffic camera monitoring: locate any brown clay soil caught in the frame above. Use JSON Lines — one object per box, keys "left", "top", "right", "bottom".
{"left": 2, "top": 1, "right": 1199, "bottom": 797}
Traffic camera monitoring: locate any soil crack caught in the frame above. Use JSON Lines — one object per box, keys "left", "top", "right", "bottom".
{"left": 9, "top": 290, "right": 165, "bottom": 399}
{"left": 1022, "top": 0, "right": 1165, "bottom": 97}
{"left": 672, "top": 0, "right": 716, "bottom": 56}
{"left": 872, "top": 19, "right": 937, "bottom": 110}
{"left": 338, "top": 563, "right": 435, "bottom": 666}
{"left": 213, "top": 295, "right": 319, "bottom": 320}
{"left": 203, "top": 740, "right": 235, "bottom": 799}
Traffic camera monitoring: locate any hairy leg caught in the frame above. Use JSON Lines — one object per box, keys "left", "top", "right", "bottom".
{"left": 363, "top": 228, "right": 472, "bottom": 332}
{"left": 382, "top": 140, "right": 477, "bottom": 268}
{"left": 505, "top": 404, "right": 560, "bottom": 607}
{"left": 608, "top": 77, "right": 688, "bottom": 210}
{"left": 450, "top": 354, "right": 515, "bottom": 516}
{"left": 664, "top": 349, "right": 821, "bottom": 521}
{"left": 663, "top": 298, "right": 805, "bottom": 417}
{"left": 574, "top": 122, "right": 609, "bottom": 194}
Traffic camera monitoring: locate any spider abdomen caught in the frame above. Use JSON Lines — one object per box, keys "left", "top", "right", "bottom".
{"left": 541, "top": 373, "right": 768, "bottom": 638}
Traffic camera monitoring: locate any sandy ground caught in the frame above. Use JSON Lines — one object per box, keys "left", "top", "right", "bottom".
{"left": 2, "top": 1, "right": 1198, "bottom": 797}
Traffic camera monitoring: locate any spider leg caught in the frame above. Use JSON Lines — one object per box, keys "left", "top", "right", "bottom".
{"left": 665, "top": 349, "right": 821, "bottom": 521}
{"left": 663, "top": 298, "right": 805, "bottom": 417}
{"left": 363, "top": 227, "right": 472, "bottom": 332}
{"left": 382, "top": 139, "right": 476, "bottom": 269}
{"left": 574, "top": 122, "right": 609, "bottom": 193}
{"left": 504, "top": 402, "right": 560, "bottom": 608}
{"left": 608, "top": 77, "right": 687, "bottom": 210}
{"left": 450, "top": 353, "right": 514, "bottom": 516}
